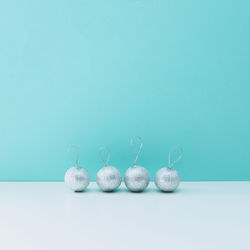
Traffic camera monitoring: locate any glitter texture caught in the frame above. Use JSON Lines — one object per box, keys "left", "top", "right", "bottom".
{"left": 124, "top": 165, "right": 150, "bottom": 192}
{"left": 64, "top": 166, "right": 90, "bottom": 192}
{"left": 154, "top": 168, "right": 180, "bottom": 192}
{"left": 96, "top": 166, "right": 122, "bottom": 192}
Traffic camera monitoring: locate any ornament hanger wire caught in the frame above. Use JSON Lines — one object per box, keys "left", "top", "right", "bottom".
{"left": 68, "top": 145, "right": 80, "bottom": 167}
{"left": 130, "top": 136, "right": 143, "bottom": 166}
{"left": 168, "top": 145, "right": 183, "bottom": 169}
{"left": 99, "top": 146, "right": 111, "bottom": 167}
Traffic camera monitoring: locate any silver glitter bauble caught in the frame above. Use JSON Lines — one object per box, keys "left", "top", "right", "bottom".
{"left": 154, "top": 168, "right": 180, "bottom": 192}
{"left": 64, "top": 166, "right": 90, "bottom": 192}
{"left": 124, "top": 165, "right": 150, "bottom": 192}
{"left": 96, "top": 166, "right": 122, "bottom": 192}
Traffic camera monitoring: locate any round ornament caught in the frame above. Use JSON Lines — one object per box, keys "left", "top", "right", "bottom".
{"left": 124, "top": 136, "right": 150, "bottom": 192}
{"left": 96, "top": 147, "right": 122, "bottom": 192}
{"left": 64, "top": 146, "right": 90, "bottom": 192}
{"left": 65, "top": 166, "right": 90, "bottom": 192}
{"left": 154, "top": 145, "right": 183, "bottom": 192}
{"left": 124, "top": 165, "right": 150, "bottom": 192}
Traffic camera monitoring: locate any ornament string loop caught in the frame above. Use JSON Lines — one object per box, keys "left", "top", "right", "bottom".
{"left": 168, "top": 145, "right": 183, "bottom": 169}
{"left": 99, "top": 146, "right": 111, "bottom": 167}
{"left": 130, "top": 136, "right": 143, "bottom": 166}
{"left": 68, "top": 145, "right": 80, "bottom": 167}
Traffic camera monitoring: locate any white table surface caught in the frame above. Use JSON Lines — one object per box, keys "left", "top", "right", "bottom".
{"left": 0, "top": 182, "right": 249, "bottom": 250}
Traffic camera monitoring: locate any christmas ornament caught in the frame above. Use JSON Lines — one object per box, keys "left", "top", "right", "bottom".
{"left": 64, "top": 146, "right": 90, "bottom": 192}
{"left": 154, "top": 145, "right": 183, "bottom": 192}
{"left": 96, "top": 146, "right": 122, "bottom": 192}
{"left": 124, "top": 136, "right": 150, "bottom": 192}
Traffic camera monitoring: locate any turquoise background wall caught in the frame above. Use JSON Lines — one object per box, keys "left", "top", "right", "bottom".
{"left": 0, "top": 0, "right": 249, "bottom": 181}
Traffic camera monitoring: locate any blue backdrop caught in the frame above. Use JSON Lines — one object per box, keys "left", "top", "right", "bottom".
{"left": 0, "top": 0, "right": 249, "bottom": 181}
